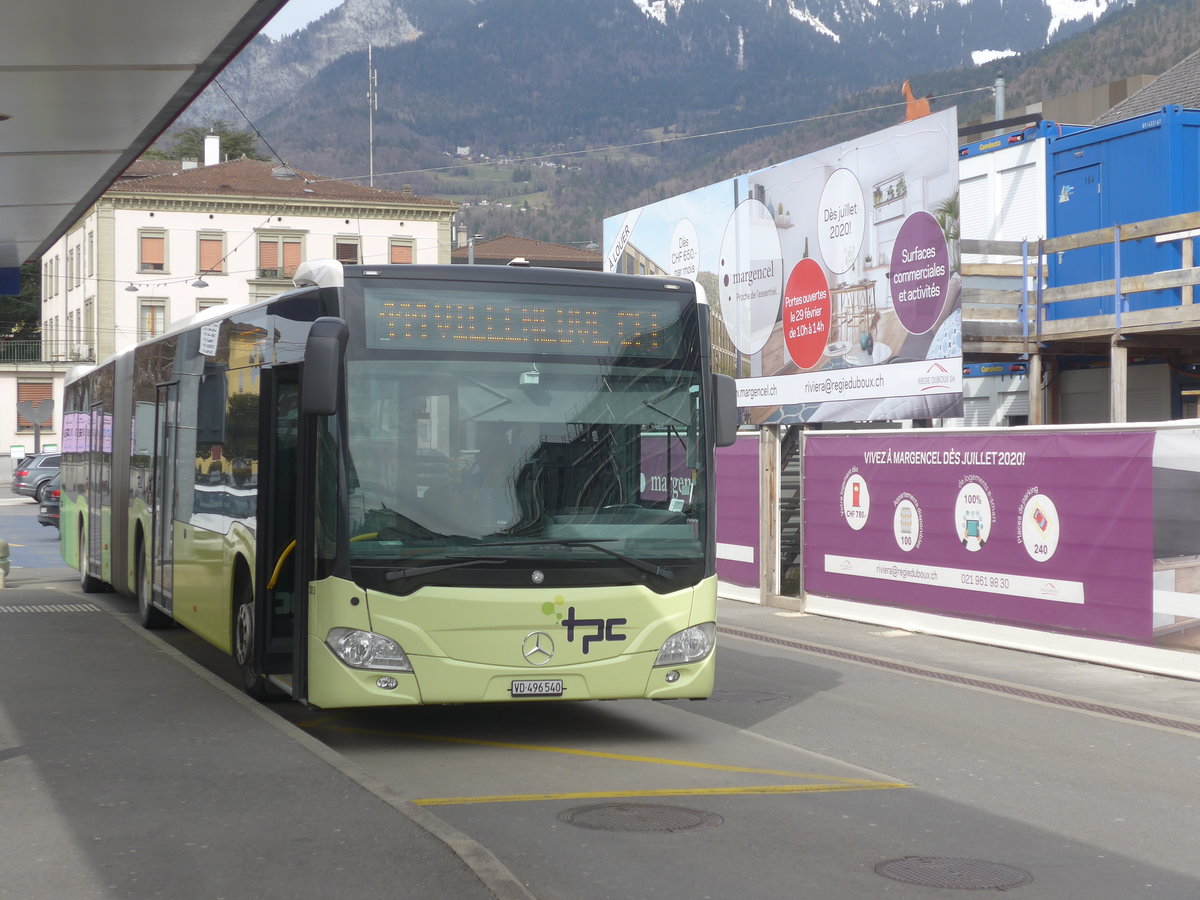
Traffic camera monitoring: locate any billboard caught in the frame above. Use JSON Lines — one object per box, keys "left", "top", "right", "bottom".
{"left": 604, "top": 109, "right": 962, "bottom": 425}
{"left": 803, "top": 428, "right": 1200, "bottom": 650}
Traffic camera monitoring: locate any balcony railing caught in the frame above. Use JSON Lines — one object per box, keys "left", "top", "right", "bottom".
{"left": 0, "top": 340, "right": 95, "bottom": 364}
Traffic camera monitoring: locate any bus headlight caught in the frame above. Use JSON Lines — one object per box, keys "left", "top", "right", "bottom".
{"left": 326, "top": 628, "right": 413, "bottom": 672}
{"left": 653, "top": 622, "right": 716, "bottom": 667}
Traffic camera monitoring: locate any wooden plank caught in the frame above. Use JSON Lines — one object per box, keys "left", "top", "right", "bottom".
{"left": 1028, "top": 354, "right": 1044, "bottom": 425}
{"left": 961, "top": 263, "right": 1028, "bottom": 277}
{"left": 960, "top": 238, "right": 1036, "bottom": 256}
{"left": 962, "top": 287, "right": 1029, "bottom": 305}
{"left": 1039, "top": 303, "right": 1200, "bottom": 340}
{"left": 1042, "top": 267, "right": 1200, "bottom": 305}
{"left": 962, "top": 303, "right": 1020, "bottom": 321}
{"left": 760, "top": 426, "right": 780, "bottom": 600}
{"left": 1043, "top": 211, "right": 1200, "bottom": 254}
{"left": 966, "top": 323, "right": 1023, "bottom": 340}
{"left": 1111, "top": 339, "right": 1127, "bottom": 424}
{"left": 964, "top": 340, "right": 1033, "bottom": 354}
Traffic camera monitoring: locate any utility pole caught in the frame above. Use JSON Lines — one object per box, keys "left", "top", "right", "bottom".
{"left": 367, "top": 44, "right": 378, "bottom": 187}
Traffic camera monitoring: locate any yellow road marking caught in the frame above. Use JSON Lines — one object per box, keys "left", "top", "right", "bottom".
{"left": 296, "top": 721, "right": 911, "bottom": 805}
{"left": 298, "top": 722, "right": 884, "bottom": 785}
{"left": 414, "top": 782, "right": 911, "bottom": 807}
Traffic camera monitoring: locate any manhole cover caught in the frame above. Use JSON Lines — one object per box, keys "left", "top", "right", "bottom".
{"left": 558, "top": 803, "right": 723, "bottom": 833}
{"left": 875, "top": 857, "right": 1032, "bottom": 890}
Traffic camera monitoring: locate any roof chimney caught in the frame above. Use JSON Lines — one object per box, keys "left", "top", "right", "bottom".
{"left": 204, "top": 133, "right": 220, "bottom": 167}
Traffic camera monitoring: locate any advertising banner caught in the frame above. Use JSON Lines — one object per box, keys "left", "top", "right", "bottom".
{"left": 715, "top": 435, "right": 760, "bottom": 589}
{"left": 803, "top": 431, "right": 1156, "bottom": 641}
{"left": 604, "top": 109, "right": 962, "bottom": 425}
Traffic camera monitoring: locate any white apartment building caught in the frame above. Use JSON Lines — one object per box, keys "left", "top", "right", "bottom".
{"left": 7, "top": 146, "right": 456, "bottom": 465}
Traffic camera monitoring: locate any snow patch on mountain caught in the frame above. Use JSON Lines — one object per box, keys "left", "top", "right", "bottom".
{"left": 1046, "top": 0, "right": 1113, "bottom": 39}
{"left": 635, "top": 0, "right": 685, "bottom": 24}
{"left": 788, "top": 1, "right": 840, "bottom": 41}
{"left": 973, "top": 49, "right": 1019, "bottom": 65}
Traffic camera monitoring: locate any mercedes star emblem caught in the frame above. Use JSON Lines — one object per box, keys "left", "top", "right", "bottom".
{"left": 522, "top": 631, "right": 555, "bottom": 665}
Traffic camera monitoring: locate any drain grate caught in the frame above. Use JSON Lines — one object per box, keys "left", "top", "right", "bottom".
{"left": 875, "top": 857, "right": 1032, "bottom": 890}
{"left": 558, "top": 803, "right": 723, "bottom": 833}
{"left": 0, "top": 603, "right": 100, "bottom": 613}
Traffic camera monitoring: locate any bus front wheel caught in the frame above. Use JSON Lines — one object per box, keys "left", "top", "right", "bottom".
{"left": 234, "top": 579, "right": 277, "bottom": 700}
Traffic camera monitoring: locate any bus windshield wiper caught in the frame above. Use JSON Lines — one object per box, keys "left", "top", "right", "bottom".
{"left": 480, "top": 538, "right": 673, "bottom": 579}
{"left": 643, "top": 382, "right": 691, "bottom": 427}
{"left": 385, "top": 558, "right": 505, "bottom": 581}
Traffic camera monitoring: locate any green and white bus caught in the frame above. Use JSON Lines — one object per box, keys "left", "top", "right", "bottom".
{"left": 62, "top": 261, "right": 738, "bottom": 707}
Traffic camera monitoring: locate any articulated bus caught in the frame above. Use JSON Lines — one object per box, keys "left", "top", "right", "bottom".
{"left": 62, "top": 261, "right": 738, "bottom": 707}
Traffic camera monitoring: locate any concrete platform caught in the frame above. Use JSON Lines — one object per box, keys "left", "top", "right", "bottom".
{"left": 0, "top": 568, "right": 525, "bottom": 900}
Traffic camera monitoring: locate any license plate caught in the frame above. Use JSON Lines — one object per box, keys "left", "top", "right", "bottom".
{"left": 511, "top": 679, "right": 564, "bottom": 697}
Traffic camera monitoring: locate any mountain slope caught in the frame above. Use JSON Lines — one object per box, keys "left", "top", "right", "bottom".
{"left": 168, "top": 0, "right": 1196, "bottom": 246}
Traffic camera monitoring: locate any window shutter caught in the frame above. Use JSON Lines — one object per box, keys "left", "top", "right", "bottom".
{"left": 199, "top": 238, "right": 223, "bottom": 273}
{"left": 336, "top": 242, "right": 359, "bottom": 265}
{"left": 17, "top": 383, "right": 53, "bottom": 430}
{"left": 282, "top": 240, "right": 302, "bottom": 277}
{"left": 390, "top": 243, "right": 413, "bottom": 264}
{"left": 259, "top": 239, "right": 278, "bottom": 270}
{"left": 140, "top": 235, "right": 164, "bottom": 270}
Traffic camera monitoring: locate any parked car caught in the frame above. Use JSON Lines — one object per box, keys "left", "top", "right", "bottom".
{"left": 11, "top": 452, "right": 60, "bottom": 501}
{"left": 37, "top": 473, "right": 60, "bottom": 528}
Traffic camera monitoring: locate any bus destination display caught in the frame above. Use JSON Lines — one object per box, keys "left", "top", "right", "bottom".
{"left": 364, "top": 290, "right": 681, "bottom": 357}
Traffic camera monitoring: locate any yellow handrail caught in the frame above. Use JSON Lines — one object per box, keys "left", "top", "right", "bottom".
{"left": 266, "top": 533, "right": 378, "bottom": 590}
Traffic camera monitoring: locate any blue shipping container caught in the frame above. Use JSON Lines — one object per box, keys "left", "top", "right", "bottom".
{"left": 959, "top": 119, "right": 1083, "bottom": 159}
{"left": 1046, "top": 105, "right": 1200, "bottom": 320}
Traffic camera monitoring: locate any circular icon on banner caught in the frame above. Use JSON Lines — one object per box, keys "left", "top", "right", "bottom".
{"left": 817, "top": 168, "right": 866, "bottom": 275}
{"left": 841, "top": 472, "right": 870, "bottom": 531}
{"left": 783, "top": 259, "right": 831, "bottom": 369}
{"left": 893, "top": 496, "right": 921, "bottom": 552}
{"left": 1020, "top": 491, "right": 1060, "bottom": 562}
{"left": 669, "top": 219, "right": 700, "bottom": 281}
{"left": 954, "top": 480, "right": 993, "bottom": 552}
{"left": 718, "top": 198, "right": 783, "bottom": 356}
{"left": 889, "top": 210, "right": 950, "bottom": 335}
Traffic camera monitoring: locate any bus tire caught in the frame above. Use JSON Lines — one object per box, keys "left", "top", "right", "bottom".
{"left": 79, "top": 529, "right": 107, "bottom": 594}
{"left": 233, "top": 576, "right": 281, "bottom": 701}
{"left": 135, "top": 540, "right": 171, "bottom": 629}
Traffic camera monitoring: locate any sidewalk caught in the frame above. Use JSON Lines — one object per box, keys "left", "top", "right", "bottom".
{"left": 0, "top": 568, "right": 521, "bottom": 900}
{"left": 716, "top": 596, "right": 1200, "bottom": 725}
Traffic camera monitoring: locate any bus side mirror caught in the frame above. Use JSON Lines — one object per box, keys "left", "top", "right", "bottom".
{"left": 712, "top": 374, "right": 738, "bottom": 447}
{"left": 301, "top": 317, "right": 349, "bottom": 416}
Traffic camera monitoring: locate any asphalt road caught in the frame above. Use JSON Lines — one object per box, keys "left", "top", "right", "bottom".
{"left": 7, "top": 492, "right": 1200, "bottom": 898}
{"left": 0, "top": 493, "right": 64, "bottom": 573}
{"left": 155, "top": 591, "right": 1200, "bottom": 898}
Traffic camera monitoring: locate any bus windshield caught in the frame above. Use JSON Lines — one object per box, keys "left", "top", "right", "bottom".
{"left": 344, "top": 353, "right": 708, "bottom": 590}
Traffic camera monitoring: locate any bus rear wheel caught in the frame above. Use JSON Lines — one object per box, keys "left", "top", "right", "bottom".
{"left": 78, "top": 529, "right": 106, "bottom": 594}
{"left": 136, "top": 541, "right": 171, "bottom": 629}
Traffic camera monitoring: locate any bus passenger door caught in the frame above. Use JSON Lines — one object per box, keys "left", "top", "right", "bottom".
{"left": 151, "top": 382, "right": 178, "bottom": 613}
{"left": 256, "top": 366, "right": 304, "bottom": 699}
{"left": 86, "top": 402, "right": 105, "bottom": 568}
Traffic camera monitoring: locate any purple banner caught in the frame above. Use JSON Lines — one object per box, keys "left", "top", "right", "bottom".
{"left": 716, "top": 435, "right": 760, "bottom": 588}
{"left": 803, "top": 431, "right": 1155, "bottom": 641}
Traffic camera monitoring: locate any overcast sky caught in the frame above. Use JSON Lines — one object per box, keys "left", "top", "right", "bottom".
{"left": 260, "top": 0, "right": 343, "bottom": 39}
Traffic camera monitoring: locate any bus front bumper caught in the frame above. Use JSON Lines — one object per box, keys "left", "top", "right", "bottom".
{"left": 305, "top": 636, "right": 715, "bottom": 708}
